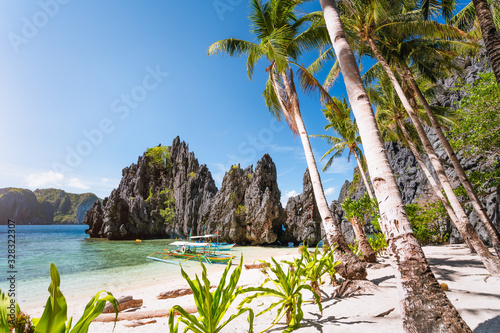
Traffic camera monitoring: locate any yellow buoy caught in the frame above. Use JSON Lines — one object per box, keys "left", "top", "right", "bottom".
{"left": 440, "top": 283, "right": 449, "bottom": 291}
{"left": 136, "top": 239, "right": 142, "bottom": 243}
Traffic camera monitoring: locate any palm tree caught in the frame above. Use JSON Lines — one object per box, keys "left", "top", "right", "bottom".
{"left": 470, "top": 0, "right": 500, "bottom": 83}
{"left": 381, "top": 14, "right": 500, "bottom": 258}
{"left": 338, "top": 0, "right": 500, "bottom": 273}
{"left": 208, "top": 0, "right": 366, "bottom": 280}
{"left": 313, "top": 97, "right": 374, "bottom": 200}
{"left": 319, "top": 0, "right": 473, "bottom": 331}
{"left": 371, "top": 74, "right": 477, "bottom": 252}
{"left": 312, "top": 96, "right": 377, "bottom": 262}
{"left": 387, "top": 34, "right": 500, "bottom": 258}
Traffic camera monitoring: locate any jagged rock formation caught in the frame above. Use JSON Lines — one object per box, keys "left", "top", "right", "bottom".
{"left": 204, "top": 155, "right": 282, "bottom": 245}
{"left": 0, "top": 188, "right": 98, "bottom": 225}
{"left": 280, "top": 170, "right": 323, "bottom": 245}
{"left": 84, "top": 137, "right": 284, "bottom": 243}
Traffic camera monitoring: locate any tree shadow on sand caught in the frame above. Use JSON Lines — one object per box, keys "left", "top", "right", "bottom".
{"left": 474, "top": 315, "right": 500, "bottom": 332}
{"left": 427, "top": 257, "right": 485, "bottom": 281}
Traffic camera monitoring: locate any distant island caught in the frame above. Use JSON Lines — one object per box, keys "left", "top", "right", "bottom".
{"left": 0, "top": 187, "right": 99, "bottom": 225}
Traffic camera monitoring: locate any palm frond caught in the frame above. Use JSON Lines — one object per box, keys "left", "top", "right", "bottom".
{"left": 295, "top": 62, "right": 334, "bottom": 106}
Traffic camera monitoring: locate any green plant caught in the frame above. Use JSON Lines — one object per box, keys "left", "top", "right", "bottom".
{"left": 405, "top": 203, "right": 449, "bottom": 245}
{"left": 234, "top": 205, "right": 246, "bottom": 216}
{"left": 342, "top": 193, "right": 381, "bottom": 232}
{"left": 238, "top": 257, "right": 321, "bottom": 332}
{"left": 187, "top": 172, "right": 196, "bottom": 179}
{"left": 1, "top": 264, "right": 117, "bottom": 333}
{"left": 449, "top": 73, "right": 500, "bottom": 157}
{"left": 368, "top": 233, "right": 388, "bottom": 255}
{"left": 348, "top": 241, "right": 363, "bottom": 259}
{"left": 145, "top": 146, "right": 170, "bottom": 168}
{"left": 32, "top": 263, "right": 118, "bottom": 333}
{"left": 229, "top": 193, "right": 235, "bottom": 202}
{"left": 158, "top": 189, "right": 175, "bottom": 224}
{"left": 290, "top": 245, "right": 340, "bottom": 307}
{"left": 168, "top": 256, "right": 254, "bottom": 333}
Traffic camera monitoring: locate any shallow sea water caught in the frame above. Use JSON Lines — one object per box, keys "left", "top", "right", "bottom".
{"left": 0, "top": 225, "right": 295, "bottom": 307}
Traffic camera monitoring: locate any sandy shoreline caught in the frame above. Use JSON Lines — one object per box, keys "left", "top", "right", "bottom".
{"left": 23, "top": 244, "right": 500, "bottom": 332}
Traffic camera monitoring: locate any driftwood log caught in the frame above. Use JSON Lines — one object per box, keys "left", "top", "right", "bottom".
{"left": 123, "top": 319, "right": 157, "bottom": 327}
{"left": 94, "top": 306, "right": 198, "bottom": 322}
{"left": 102, "top": 296, "right": 143, "bottom": 313}
{"left": 157, "top": 286, "right": 216, "bottom": 300}
{"left": 244, "top": 263, "right": 268, "bottom": 270}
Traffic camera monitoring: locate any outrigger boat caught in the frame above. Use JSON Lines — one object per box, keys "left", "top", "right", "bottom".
{"left": 189, "top": 234, "right": 235, "bottom": 251}
{"left": 146, "top": 241, "right": 235, "bottom": 265}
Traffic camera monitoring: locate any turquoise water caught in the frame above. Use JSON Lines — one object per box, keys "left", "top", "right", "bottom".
{"left": 0, "top": 225, "right": 295, "bottom": 308}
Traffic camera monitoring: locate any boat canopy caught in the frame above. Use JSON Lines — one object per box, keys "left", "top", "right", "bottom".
{"left": 170, "top": 241, "right": 211, "bottom": 247}
{"left": 189, "top": 235, "right": 216, "bottom": 239}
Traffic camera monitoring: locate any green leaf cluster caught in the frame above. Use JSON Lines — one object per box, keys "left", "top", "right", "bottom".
{"left": 292, "top": 244, "right": 340, "bottom": 299}
{"left": 239, "top": 255, "right": 323, "bottom": 332}
{"left": 234, "top": 205, "right": 246, "bottom": 216}
{"left": 341, "top": 193, "right": 380, "bottom": 229}
{"left": 449, "top": 73, "right": 500, "bottom": 157}
{"left": 1, "top": 264, "right": 117, "bottom": 333}
{"left": 405, "top": 202, "right": 449, "bottom": 245}
{"left": 169, "top": 257, "right": 254, "bottom": 333}
{"left": 159, "top": 189, "right": 175, "bottom": 224}
{"left": 145, "top": 146, "right": 170, "bottom": 169}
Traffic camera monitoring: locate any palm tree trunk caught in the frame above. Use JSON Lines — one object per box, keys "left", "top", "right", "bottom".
{"left": 367, "top": 36, "right": 500, "bottom": 275}
{"left": 320, "top": 1, "right": 473, "bottom": 331}
{"left": 280, "top": 71, "right": 367, "bottom": 280}
{"left": 395, "top": 118, "right": 475, "bottom": 251}
{"left": 349, "top": 216, "right": 377, "bottom": 262}
{"left": 352, "top": 149, "right": 374, "bottom": 200}
{"left": 472, "top": 0, "right": 500, "bottom": 84}
{"left": 402, "top": 64, "right": 500, "bottom": 258}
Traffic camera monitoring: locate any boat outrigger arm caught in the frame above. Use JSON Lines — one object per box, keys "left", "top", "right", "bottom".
{"left": 146, "top": 241, "right": 235, "bottom": 265}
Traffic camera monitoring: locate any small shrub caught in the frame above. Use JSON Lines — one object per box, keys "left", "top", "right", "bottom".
{"left": 405, "top": 203, "right": 448, "bottom": 245}
{"left": 169, "top": 256, "right": 254, "bottom": 333}
{"left": 145, "top": 146, "right": 170, "bottom": 168}
{"left": 238, "top": 257, "right": 321, "bottom": 331}
{"left": 235, "top": 205, "right": 246, "bottom": 216}
{"left": 1, "top": 264, "right": 117, "bottom": 333}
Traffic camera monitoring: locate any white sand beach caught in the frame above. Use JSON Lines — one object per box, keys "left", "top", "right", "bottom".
{"left": 24, "top": 244, "right": 500, "bottom": 332}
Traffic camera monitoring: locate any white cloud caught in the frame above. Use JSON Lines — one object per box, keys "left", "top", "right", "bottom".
{"left": 25, "top": 171, "right": 90, "bottom": 191}
{"left": 281, "top": 190, "right": 299, "bottom": 206}
{"left": 25, "top": 171, "right": 64, "bottom": 188}
{"left": 264, "top": 144, "right": 296, "bottom": 153}
{"left": 67, "top": 177, "right": 90, "bottom": 190}
{"left": 324, "top": 187, "right": 336, "bottom": 196}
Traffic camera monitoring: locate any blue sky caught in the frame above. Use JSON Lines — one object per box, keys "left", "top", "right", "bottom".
{"left": 0, "top": 0, "right": 358, "bottom": 204}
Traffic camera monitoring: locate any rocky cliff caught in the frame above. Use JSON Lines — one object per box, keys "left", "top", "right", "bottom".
{"left": 0, "top": 188, "right": 98, "bottom": 225}
{"left": 85, "top": 136, "right": 338, "bottom": 245}
{"left": 84, "top": 137, "right": 284, "bottom": 243}
{"left": 337, "top": 55, "right": 500, "bottom": 245}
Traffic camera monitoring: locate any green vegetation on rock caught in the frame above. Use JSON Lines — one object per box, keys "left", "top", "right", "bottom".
{"left": 145, "top": 146, "right": 170, "bottom": 168}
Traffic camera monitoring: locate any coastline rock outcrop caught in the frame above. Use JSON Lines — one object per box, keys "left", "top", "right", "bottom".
{"left": 0, "top": 188, "right": 98, "bottom": 225}
{"left": 84, "top": 137, "right": 284, "bottom": 244}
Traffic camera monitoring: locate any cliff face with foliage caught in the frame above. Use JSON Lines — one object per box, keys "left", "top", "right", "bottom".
{"left": 337, "top": 57, "right": 500, "bottom": 245}
{"left": 0, "top": 188, "right": 98, "bottom": 225}
{"left": 84, "top": 137, "right": 317, "bottom": 244}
